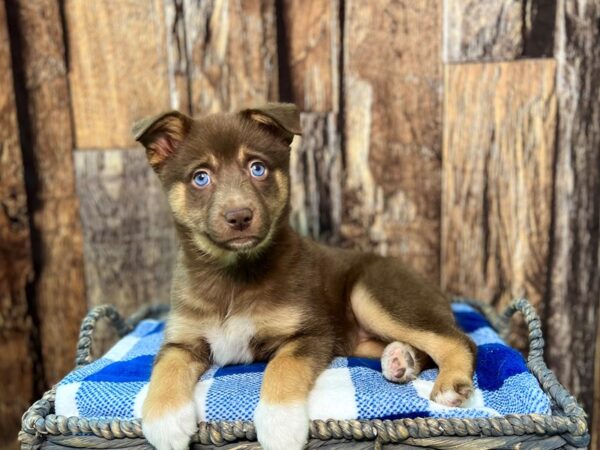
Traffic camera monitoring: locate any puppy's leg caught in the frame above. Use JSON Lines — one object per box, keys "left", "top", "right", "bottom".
{"left": 254, "top": 337, "right": 332, "bottom": 450}
{"left": 352, "top": 339, "right": 386, "bottom": 358}
{"left": 142, "top": 341, "right": 209, "bottom": 450}
{"left": 350, "top": 262, "right": 476, "bottom": 407}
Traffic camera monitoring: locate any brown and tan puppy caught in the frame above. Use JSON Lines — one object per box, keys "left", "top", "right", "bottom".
{"left": 134, "top": 103, "right": 476, "bottom": 450}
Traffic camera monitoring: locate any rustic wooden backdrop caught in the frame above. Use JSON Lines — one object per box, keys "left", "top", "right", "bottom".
{"left": 1, "top": 0, "right": 599, "bottom": 448}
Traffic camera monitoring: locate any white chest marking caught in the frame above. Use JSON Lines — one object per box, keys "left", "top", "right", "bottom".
{"left": 204, "top": 316, "right": 255, "bottom": 366}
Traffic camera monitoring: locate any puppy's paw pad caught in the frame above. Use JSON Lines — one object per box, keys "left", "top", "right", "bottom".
{"left": 254, "top": 401, "right": 308, "bottom": 450}
{"left": 381, "top": 341, "right": 419, "bottom": 383}
{"left": 431, "top": 380, "right": 473, "bottom": 407}
{"left": 142, "top": 402, "right": 197, "bottom": 450}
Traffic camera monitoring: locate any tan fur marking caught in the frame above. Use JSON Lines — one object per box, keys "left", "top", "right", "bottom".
{"left": 191, "top": 232, "right": 237, "bottom": 264}
{"left": 351, "top": 284, "right": 462, "bottom": 360}
{"left": 237, "top": 144, "right": 251, "bottom": 165}
{"left": 274, "top": 170, "right": 289, "bottom": 205}
{"left": 350, "top": 283, "right": 473, "bottom": 394}
{"left": 249, "top": 169, "right": 289, "bottom": 257}
{"left": 143, "top": 346, "right": 205, "bottom": 420}
{"left": 261, "top": 343, "right": 315, "bottom": 404}
{"left": 167, "top": 183, "right": 238, "bottom": 264}
{"left": 165, "top": 312, "right": 210, "bottom": 345}
{"left": 352, "top": 339, "right": 386, "bottom": 358}
{"left": 255, "top": 305, "right": 304, "bottom": 338}
{"left": 167, "top": 183, "right": 188, "bottom": 224}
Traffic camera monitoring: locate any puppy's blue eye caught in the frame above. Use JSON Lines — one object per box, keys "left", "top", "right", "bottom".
{"left": 192, "top": 170, "right": 211, "bottom": 188}
{"left": 250, "top": 161, "right": 267, "bottom": 178}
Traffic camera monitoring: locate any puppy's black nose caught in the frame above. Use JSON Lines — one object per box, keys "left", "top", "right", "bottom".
{"left": 224, "top": 208, "right": 253, "bottom": 231}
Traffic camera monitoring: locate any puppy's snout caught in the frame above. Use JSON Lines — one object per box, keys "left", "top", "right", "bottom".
{"left": 224, "top": 208, "right": 253, "bottom": 231}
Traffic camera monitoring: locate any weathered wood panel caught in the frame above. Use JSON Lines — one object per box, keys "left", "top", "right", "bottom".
{"left": 441, "top": 60, "right": 556, "bottom": 348}
{"left": 0, "top": 0, "right": 34, "bottom": 446}
{"left": 184, "top": 0, "right": 278, "bottom": 115}
{"left": 444, "top": 0, "right": 523, "bottom": 62}
{"left": 74, "top": 149, "right": 176, "bottom": 323}
{"left": 342, "top": 0, "right": 442, "bottom": 280}
{"left": 8, "top": 0, "right": 87, "bottom": 385}
{"left": 290, "top": 113, "right": 342, "bottom": 243}
{"left": 549, "top": 0, "right": 600, "bottom": 439}
{"left": 443, "top": 0, "right": 556, "bottom": 63}
{"left": 280, "top": 0, "right": 339, "bottom": 112}
{"left": 595, "top": 318, "right": 600, "bottom": 450}
{"left": 523, "top": 0, "right": 556, "bottom": 58}
{"left": 165, "top": 0, "right": 191, "bottom": 114}
{"left": 65, "top": 0, "right": 170, "bottom": 148}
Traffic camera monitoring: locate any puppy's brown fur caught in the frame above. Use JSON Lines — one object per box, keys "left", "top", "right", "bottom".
{"left": 135, "top": 104, "right": 476, "bottom": 450}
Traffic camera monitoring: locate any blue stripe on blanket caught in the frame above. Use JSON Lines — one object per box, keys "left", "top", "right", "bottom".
{"left": 55, "top": 304, "right": 551, "bottom": 421}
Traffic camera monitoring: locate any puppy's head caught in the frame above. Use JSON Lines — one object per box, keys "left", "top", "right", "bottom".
{"left": 133, "top": 103, "right": 301, "bottom": 263}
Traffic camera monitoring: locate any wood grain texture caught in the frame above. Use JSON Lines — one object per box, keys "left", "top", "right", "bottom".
{"left": 65, "top": 0, "right": 170, "bottom": 148}
{"left": 443, "top": 0, "right": 523, "bottom": 62}
{"left": 280, "top": 0, "right": 339, "bottom": 112}
{"left": 523, "top": 0, "right": 556, "bottom": 58}
{"left": 165, "top": 0, "right": 191, "bottom": 114}
{"left": 8, "top": 0, "right": 87, "bottom": 385}
{"left": 184, "top": 0, "right": 278, "bottom": 115}
{"left": 443, "top": 0, "right": 556, "bottom": 63}
{"left": 75, "top": 148, "right": 176, "bottom": 353}
{"left": 441, "top": 60, "right": 556, "bottom": 349}
{"left": 0, "top": 0, "right": 34, "bottom": 446}
{"left": 595, "top": 316, "right": 600, "bottom": 450}
{"left": 289, "top": 112, "right": 342, "bottom": 243}
{"left": 549, "top": 0, "right": 600, "bottom": 437}
{"left": 342, "top": 0, "right": 442, "bottom": 280}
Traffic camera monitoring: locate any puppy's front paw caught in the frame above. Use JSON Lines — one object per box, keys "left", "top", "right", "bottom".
{"left": 430, "top": 375, "right": 473, "bottom": 407}
{"left": 142, "top": 401, "right": 197, "bottom": 450}
{"left": 254, "top": 401, "right": 309, "bottom": 450}
{"left": 381, "top": 341, "right": 421, "bottom": 383}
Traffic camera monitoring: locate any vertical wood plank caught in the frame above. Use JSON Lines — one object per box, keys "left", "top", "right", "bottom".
{"left": 75, "top": 149, "right": 176, "bottom": 352}
{"left": 7, "top": 0, "right": 87, "bottom": 385}
{"left": 280, "top": 0, "right": 339, "bottom": 112}
{"left": 184, "top": 0, "right": 278, "bottom": 115}
{"left": 0, "top": 0, "right": 34, "bottom": 446}
{"left": 343, "top": 0, "right": 442, "bottom": 280}
{"left": 65, "top": 0, "right": 170, "bottom": 148}
{"left": 441, "top": 60, "right": 556, "bottom": 348}
{"left": 164, "top": 0, "right": 191, "bottom": 114}
{"left": 443, "top": 0, "right": 524, "bottom": 62}
{"left": 289, "top": 113, "right": 342, "bottom": 243}
{"left": 549, "top": 0, "right": 600, "bottom": 434}
{"left": 595, "top": 317, "right": 600, "bottom": 450}
{"left": 443, "top": 0, "right": 556, "bottom": 63}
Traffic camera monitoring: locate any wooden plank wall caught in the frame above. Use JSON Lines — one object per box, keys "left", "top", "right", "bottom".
{"left": 342, "top": 0, "right": 442, "bottom": 280}
{"left": 1, "top": 0, "right": 599, "bottom": 447}
{"left": 442, "top": 60, "right": 557, "bottom": 349}
{"left": 0, "top": 1, "right": 34, "bottom": 447}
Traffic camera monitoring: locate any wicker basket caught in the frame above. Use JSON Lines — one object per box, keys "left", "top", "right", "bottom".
{"left": 19, "top": 298, "right": 590, "bottom": 449}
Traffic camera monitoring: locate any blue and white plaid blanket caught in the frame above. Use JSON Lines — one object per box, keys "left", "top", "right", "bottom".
{"left": 56, "top": 303, "right": 551, "bottom": 421}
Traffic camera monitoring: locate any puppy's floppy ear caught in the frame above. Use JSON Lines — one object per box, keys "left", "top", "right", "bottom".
{"left": 240, "top": 102, "right": 302, "bottom": 145}
{"left": 132, "top": 110, "right": 192, "bottom": 170}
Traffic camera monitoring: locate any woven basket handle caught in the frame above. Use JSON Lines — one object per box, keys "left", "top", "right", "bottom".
{"left": 501, "top": 298, "right": 587, "bottom": 421}
{"left": 74, "top": 303, "right": 169, "bottom": 367}
{"left": 74, "top": 305, "right": 132, "bottom": 367}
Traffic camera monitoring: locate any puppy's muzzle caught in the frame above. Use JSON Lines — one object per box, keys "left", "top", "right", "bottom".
{"left": 224, "top": 208, "right": 253, "bottom": 231}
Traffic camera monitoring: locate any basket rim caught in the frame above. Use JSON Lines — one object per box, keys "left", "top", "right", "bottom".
{"left": 19, "top": 298, "right": 590, "bottom": 449}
